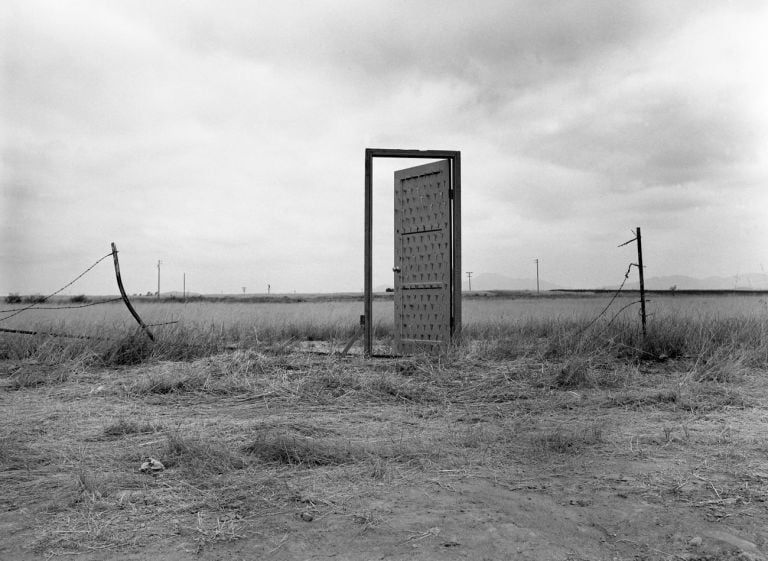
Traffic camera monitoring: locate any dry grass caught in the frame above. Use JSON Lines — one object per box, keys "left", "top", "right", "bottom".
{"left": 1, "top": 348, "right": 766, "bottom": 556}
{"left": 529, "top": 423, "right": 604, "bottom": 456}
{"left": 0, "top": 296, "right": 767, "bottom": 557}
{"left": 102, "top": 418, "right": 160, "bottom": 438}
{"left": 243, "top": 433, "right": 368, "bottom": 466}
{"left": 162, "top": 431, "right": 248, "bottom": 475}
{"left": 2, "top": 294, "right": 766, "bottom": 367}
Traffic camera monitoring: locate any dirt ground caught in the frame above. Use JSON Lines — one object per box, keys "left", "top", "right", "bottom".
{"left": 1, "top": 350, "right": 766, "bottom": 560}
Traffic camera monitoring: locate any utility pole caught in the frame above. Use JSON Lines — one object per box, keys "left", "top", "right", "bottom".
{"left": 183, "top": 273, "right": 186, "bottom": 303}
{"left": 535, "top": 259, "right": 540, "bottom": 294}
{"left": 466, "top": 271, "right": 473, "bottom": 292}
{"left": 157, "top": 260, "right": 162, "bottom": 299}
{"left": 267, "top": 284, "right": 271, "bottom": 295}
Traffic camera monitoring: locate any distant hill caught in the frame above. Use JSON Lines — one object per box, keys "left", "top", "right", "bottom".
{"left": 463, "top": 273, "right": 562, "bottom": 291}
{"left": 374, "top": 273, "right": 562, "bottom": 292}
{"left": 348, "top": 272, "right": 768, "bottom": 294}
{"left": 620, "top": 273, "right": 768, "bottom": 291}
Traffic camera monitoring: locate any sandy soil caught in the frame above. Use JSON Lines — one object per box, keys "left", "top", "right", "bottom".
{"left": 1, "top": 351, "right": 766, "bottom": 560}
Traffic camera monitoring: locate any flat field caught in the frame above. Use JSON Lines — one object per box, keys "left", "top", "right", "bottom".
{"left": 3, "top": 292, "right": 766, "bottom": 343}
{"left": 1, "top": 293, "right": 767, "bottom": 560}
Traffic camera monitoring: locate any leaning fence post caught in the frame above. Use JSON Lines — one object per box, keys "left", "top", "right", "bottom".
{"left": 111, "top": 243, "right": 155, "bottom": 342}
{"left": 635, "top": 227, "right": 647, "bottom": 337}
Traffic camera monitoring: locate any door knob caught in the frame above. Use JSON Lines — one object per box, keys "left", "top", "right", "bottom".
{"left": 392, "top": 266, "right": 401, "bottom": 273}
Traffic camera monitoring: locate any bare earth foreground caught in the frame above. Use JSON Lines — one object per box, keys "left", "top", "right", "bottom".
{"left": 1, "top": 350, "right": 766, "bottom": 560}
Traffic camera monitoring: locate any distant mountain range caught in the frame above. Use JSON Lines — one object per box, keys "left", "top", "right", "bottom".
{"left": 618, "top": 273, "right": 768, "bottom": 291}
{"left": 375, "top": 273, "right": 561, "bottom": 293}
{"left": 462, "top": 273, "right": 562, "bottom": 291}
{"left": 464, "top": 272, "right": 768, "bottom": 291}
{"left": 376, "top": 272, "right": 768, "bottom": 293}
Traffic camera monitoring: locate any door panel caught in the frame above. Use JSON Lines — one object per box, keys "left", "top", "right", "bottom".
{"left": 394, "top": 160, "right": 452, "bottom": 353}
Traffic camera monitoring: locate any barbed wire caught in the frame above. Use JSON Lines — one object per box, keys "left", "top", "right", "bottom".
{"left": 0, "top": 297, "right": 123, "bottom": 313}
{"left": 598, "top": 299, "right": 642, "bottom": 332}
{"left": 0, "top": 251, "right": 114, "bottom": 323}
{"left": 572, "top": 262, "right": 635, "bottom": 339}
{"left": 145, "top": 321, "right": 179, "bottom": 327}
{"left": 0, "top": 247, "right": 173, "bottom": 342}
{"left": 0, "top": 326, "right": 113, "bottom": 340}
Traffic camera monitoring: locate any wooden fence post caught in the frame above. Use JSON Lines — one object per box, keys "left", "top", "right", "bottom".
{"left": 636, "top": 227, "right": 647, "bottom": 337}
{"left": 111, "top": 243, "right": 155, "bottom": 342}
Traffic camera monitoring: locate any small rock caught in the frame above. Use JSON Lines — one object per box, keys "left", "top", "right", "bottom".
{"left": 300, "top": 512, "right": 313, "bottom": 522}
{"left": 689, "top": 536, "right": 703, "bottom": 547}
{"left": 140, "top": 457, "right": 165, "bottom": 473}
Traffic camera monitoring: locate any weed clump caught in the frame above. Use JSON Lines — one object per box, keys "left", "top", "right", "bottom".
{"left": 530, "top": 424, "right": 603, "bottom": 456}
{"left": 300, "top": 370, "right": 363, "bottom": 399}
{"left": 0, "top": 432, "right": 51, "bottom": 470}
{"left": 369, "top": 375, "right": 438, "bottom": 402}
{"left": 7, "top": 362, "right": 69, "bottom": 389}
{"left": 130, "top": 369, "right": 207, "bottom": 394}
{"left": 103, "top": 418, "right": 159, "bottom": 438}
{"left": 692, "top": 348, "right": 748, "bottom": 383}
{"left": 101, "top": 333, "right": 152, "bottom": 366}
{"left": 162, "top": 432, "right": 247, "bottom": 476}
{"left": 554, "top": 358, "right": 594, "bottom": 388}
{"left": 74, "top": 470, "right": 111, "bottom": 502}
{"left": 243, "top": 432, "right": 365, "bottom": 466}
{"left": 678, "top": 383, "right": 750, "bottom": 412}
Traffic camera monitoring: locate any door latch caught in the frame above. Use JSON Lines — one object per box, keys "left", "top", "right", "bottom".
{"left": 392, "top": 266, "right": 401, "bottom": 273}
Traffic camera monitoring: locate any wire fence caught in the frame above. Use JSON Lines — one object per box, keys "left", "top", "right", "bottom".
{"left": 2, "top": 235, "right": 648, "bottom": 347}
{"left": 0, "top": 252, "right": 114, "bottom": 323}
{"left": 574, "top": 263, "right": 636, "bottom": 337}
{"left": 0, "top": 247, "right": 173, "bottom": 341}
{"left": 573, "top": 229, "right": 648, "bottom": 340}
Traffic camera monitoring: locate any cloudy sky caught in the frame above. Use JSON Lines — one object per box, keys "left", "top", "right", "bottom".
{"left": 2, "top": 0, "right": 767, "bottom": 295}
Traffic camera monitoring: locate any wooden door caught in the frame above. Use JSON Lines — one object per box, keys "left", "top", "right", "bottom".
{"left": 393, "top": 160, "right": 453, "bottom": 353}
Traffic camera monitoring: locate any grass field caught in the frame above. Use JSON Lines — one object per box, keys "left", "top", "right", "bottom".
{"left": 3, "top": 292, "right": 767, "bottom": 351}
{"left": 1, "top": 293, "right": 767, "bottom": 560}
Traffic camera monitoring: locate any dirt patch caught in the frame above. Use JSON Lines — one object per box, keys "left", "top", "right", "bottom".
{"left": 1, "top": 352, "right": 766, "bottom": 560}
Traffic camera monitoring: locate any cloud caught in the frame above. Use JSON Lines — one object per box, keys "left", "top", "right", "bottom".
{"left": 2, "top": 0, "right": 767, "bottom": 294}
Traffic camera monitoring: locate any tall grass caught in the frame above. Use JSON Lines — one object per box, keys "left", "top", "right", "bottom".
{"left": 0, "top": 297, "right": 765, "bottom": 368}
{"left": 472, "top": 314, "right": 767, "bottom": 366}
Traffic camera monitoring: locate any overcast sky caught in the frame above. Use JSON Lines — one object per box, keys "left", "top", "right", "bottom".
{"left": 2, "top": 0, "right": 767, "bottom": 295}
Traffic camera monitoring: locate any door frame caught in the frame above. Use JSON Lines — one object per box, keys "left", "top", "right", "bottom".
{"left": 364, "top": 148, "right": 461, "bottom": 356}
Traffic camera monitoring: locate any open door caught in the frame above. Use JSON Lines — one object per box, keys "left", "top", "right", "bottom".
{"left": 393, "top": 159, "right": 454, "bottom": 353}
